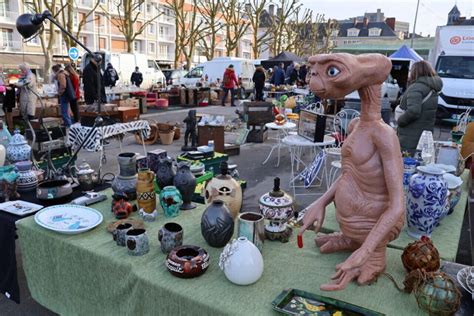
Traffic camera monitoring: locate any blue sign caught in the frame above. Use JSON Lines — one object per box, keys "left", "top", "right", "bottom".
{"left": 68, "top": 47, "right": 79, "bottom": 61}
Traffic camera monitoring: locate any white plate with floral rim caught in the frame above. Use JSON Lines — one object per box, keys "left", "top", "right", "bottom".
{"left": 34, "top": 204, "right": 103, "bottom": 234}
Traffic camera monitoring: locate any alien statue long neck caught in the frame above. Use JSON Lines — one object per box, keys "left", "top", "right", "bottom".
{"left": 301, "top": 53, "right": 405, "bottom": 292}
{"left": 358, "top": 85, "right": 382, "bottom": 122}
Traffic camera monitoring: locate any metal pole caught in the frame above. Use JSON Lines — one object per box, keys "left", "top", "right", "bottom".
{"left": 411, "top": 0, "right": 421, "bottom": 48}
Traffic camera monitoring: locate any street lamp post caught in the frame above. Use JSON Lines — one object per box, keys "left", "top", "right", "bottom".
{"left": 410, "top": 0, "right": 421, "bottom": 48}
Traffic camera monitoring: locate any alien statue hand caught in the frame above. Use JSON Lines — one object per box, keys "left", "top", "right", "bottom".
{"left": 299, "top": 201, "right": 326, "bottom": 235}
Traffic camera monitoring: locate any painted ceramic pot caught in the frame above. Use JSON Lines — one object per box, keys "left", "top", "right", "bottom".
{"left": 6, "top": 130, "right": 31, "bottom": 164}
{"left": 158, "top": 222, "right": 183, "bottom": 254}
{"left": 126, "top": 228, "right": 149, "bottom": 256}
{"left": 136, "top": 169, "right": 156, "bottom": 214}
{"left": 201, "top": 200, "right": 234, "bottom": 248}
{"left": 238, "top": 212, "right": 265, "bottom": 252}
{"left": 112, "top": 193, "right": 137, "bottom": 219}
{"left": 406, "top": 166, "right": 448, "bottom": 239}
{"left": 113, "top": 223, "right": 133, "bottom": 246}
{"left": 159, "top": 186, "right": 182, "bottom": 217}
{"left": 174, "top": 162, "right": 196, "bottom": 210}
{"left": 156, "top": 157, "right": 176, "bottom": 190}
{"left": 112, "top": 153, "right": 138, "bottom": 200}
{"left": 204, "top": 162, "right": 242, "bottom": 219}
{"left": 259, "top": 177, "right": 294, "bottom": 233}
{"left": 403, "top": 157, "right": 418, "bottom": 193}
{"left": 15, "top": 161, "right": 37, "bottom": 192}
{"left": 36, "top": 180, "right": 72, "bottom": 201}
{"left": 219, "top": 237, "right": 264, "bottom": 285}
{"left": 443, "top": 173, "right": 462, "bottom": 215}
{"left": 166, "top": 245, "right": 210, "bottom": 278}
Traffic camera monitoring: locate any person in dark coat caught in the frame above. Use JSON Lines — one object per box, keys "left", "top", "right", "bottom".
{"left": 252, "top": 66, "right": 266, "bottom": 101}
{"left": 299, "top": 64, "right": 308, "bottom": 85}
{"left": 288, "top": 64, "right": 300, "bottom": 85}
{"left": 103, "top": 63, "right": 119, "bottom": 87}
{"left": 270, "top": 65, "right": 285, "bottom": 86}
{"left": 130, "top": 67, "right": 143, "bottom": 87}
{"left": 3, "top": 78, "right": 16, "bottom": 131}
{"left": 82, "top": 56, "right": 106, "bottom": 108}
{"left": 397, "top": 61, "right": 443, "bottom": 154}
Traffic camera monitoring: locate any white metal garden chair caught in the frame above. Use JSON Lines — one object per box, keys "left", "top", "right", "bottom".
{"left": 455, "top": 108, "right": 472, "bottom": 134}
{"left": 327, "top": 109, "right": 360, "bottom": 186}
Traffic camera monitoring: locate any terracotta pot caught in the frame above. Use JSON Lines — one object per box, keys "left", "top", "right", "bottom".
{"left": 173, "top": 126, "right": 181, "bottom": 140}
{"left": 205, "top": 162, "right": 242, "bottom": 219}
{"left": 159, "top": 131, "right": 175, "bottom": 145}
{"left": 174, "top": 162, "right": 196, "bottom": 210}
{"left": 136, "top": 169, "right": 156, "bottom": 214}
{"left": 166, "top": 245, "right": 210, "bottom": 278}
{"left": 201, "top": 200, "right": 234, "bottom": 247}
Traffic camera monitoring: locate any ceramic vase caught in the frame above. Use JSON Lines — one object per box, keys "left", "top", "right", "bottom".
{"left": 7, "top": 130, "right": 31, "bottom": 164}
{"left": 15, "top": 161, "right": 38, "bottom": 192}
{"left": 403, "top": 157, "right": 418, "bottom": 194}
{"left": 201, "top": 200, "right": 234, "bottom": 247}
{"left": 174, "top": 162, "right": 196, "bottom": 210}
{"left": 136, "top": 168, "right": 157, "bottom": 220}
{"left": 158, "top": 222, "right": 183, "bottom": 253}
{"left": 259, "top": 177, "right": 294, "bottom": 242}
{"left": 238, "top": 212, "right": 265, "bottom": 252}
{"left": 112, "top": 153, "right": 138, "bottom": 200}
{"left": 0, "top": 144, "right": 5, "bottom": 166}
{"left": 159, "top": 186, "right": 182, "bottom": 217}
{"left": 219, "top": 237, "right": 264, "bottom": 285}
{"left": 443, "top": 173, "right": 463, "bottom": 215}
{"left": 406, "top": 166, "right": 448, "bottom": 239}
{"left": 204, "top": 162, "right": 242, "bottom": 219}
{"left": 156, "top": 157, "right": 176, "bottom": 189}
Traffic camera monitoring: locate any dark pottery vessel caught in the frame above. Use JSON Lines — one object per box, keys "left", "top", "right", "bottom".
{"left": 174, "top": 162, "right": 196, "bottom": 210}
{"left": 37, "top": 180, "right": 72, "bottom": 201}
{"left": 166, "top": 245, "right": 209, "bottom": 278}
{"left": 156, "top": 157, "right": 176, "bottom": 190}
{"left": 201, "top": 200, "right": 234, "bottom": 247}
{"left": 112, "top": 153, "right": 138, "bottom": 200}
{"left": 158, "top": 222, "right": 183, "bottom": 254}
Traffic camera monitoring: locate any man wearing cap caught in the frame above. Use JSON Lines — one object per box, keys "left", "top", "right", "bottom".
{"left": 221, "top": 64, "right": 239, "bottom": 107}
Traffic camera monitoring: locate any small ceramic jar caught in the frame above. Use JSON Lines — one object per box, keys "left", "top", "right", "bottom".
{"left": 7, "top": 130, "right": 31, "bottom": 164}
{"left": 158, "top": 222, "right": 183, "bottom": 254}
{"left": 126, "top": 229, "right": 149, "bottom": 256}
{"left": 113, "top": 223, "right": 133, "bottom": 246}
{"left": 15, "top": 161, "right": 38, "bottom": 192}
{"left": 159, "top": 186, "right": 183, "bottom": 217}
{"left": 259, "top": 177, "right": 294, "bottom": 235}
{"left": 166, "top": 245, "right": 210, "bottom": 278}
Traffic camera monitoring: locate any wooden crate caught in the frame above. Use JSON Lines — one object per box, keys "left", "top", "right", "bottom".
{"left": 198, "top": 125, "right": 225, "bottom": 153}
{"left": 243, "top": 101, "right": 274, "bottom": 126}
{"left": 117, "top": 107, "right": 140, "bottom": 123}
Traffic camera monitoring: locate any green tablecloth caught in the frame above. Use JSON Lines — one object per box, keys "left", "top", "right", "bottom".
{"left": 320, "top": 170, "right": 470, "bottom": 261}
{"left": 17, "top": 191, "right": 425, "bottom": 316}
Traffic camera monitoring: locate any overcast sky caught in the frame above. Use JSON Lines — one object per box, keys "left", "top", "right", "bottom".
{"left": 300, "top": 0, "right": 473, "bottom": 37}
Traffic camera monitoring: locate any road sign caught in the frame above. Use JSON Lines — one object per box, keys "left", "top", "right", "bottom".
{"left": 68, "top": 47, "right": 79, "bottom": 61}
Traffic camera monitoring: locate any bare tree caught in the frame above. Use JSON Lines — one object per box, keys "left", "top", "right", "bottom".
{"left": 267, "top": 0, "right": 299, "bottom": 56}
{"left": 167, "top": 0, "right": 205, "bottom": 69}
{"left": 244, "top": 0, "right": 272, "bottom": 58}
{"left": 24, "top": 0, "right": 62, "bottom": 82}
{"left": 221, "top": 0, "right": 250, "bottom": 57}
{"left": 282, "top": 7, "right": 313, "bottom": 55}
{"left": 196, "top": 0, "right": 224, "bottom": 60}
{"left": 320, "top": 19, "right": 339, "bottom": 54}
{"left": 103, "top": 0, "right": 162, "bottom": 53}
{"left": 59, "top": 0, "right": 100, "bottom": 51}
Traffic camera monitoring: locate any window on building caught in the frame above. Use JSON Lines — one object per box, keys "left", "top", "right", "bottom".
{"left": 99, "top": 37, "right": 107, "bottom": 50}
{"left": 368, "top": 28, "right": 381, "bottom": 37}
{"left": 134, "top": 40, "right": 141, "bottom": 52}
{"left": 28, "top": 35, "right": 40, "bottom": 45}
{"left": 159, "top": 44, "right": 168, "bottom": 57}
{"left": 1, "top": 28, "right": 13, "bottom": 47}
{"left": 148, "top": 23, "right": 156, "bottom": 35}
{"left": 347, "top": 28, "right": 360, "bottom": 37}
{"left": 149, "top": 42, "right": 156, "bottom": 53}
{"left": 331, "top": 30, "right": 338, "bottom": 37}
{"left": 146, "top": 3, "right": 152, "bottom": 14}
{"left": 0, "top": 0, "right": 10, "bottom": 16}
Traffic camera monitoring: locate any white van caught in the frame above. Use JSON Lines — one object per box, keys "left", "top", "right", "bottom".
{"left": 176, "top": 57, "right": 255, "bottom": 91}
{"left": 81, "top": 52, "right": 166, "bottom": 89}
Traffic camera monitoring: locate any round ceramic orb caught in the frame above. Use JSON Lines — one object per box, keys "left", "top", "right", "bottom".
{"left": 219, "top": 237, "right": 264, "bottom": 285}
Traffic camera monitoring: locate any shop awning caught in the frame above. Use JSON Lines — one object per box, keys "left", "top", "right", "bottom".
{"left": 0, "top": 53, "right": 45, "bottom": 69}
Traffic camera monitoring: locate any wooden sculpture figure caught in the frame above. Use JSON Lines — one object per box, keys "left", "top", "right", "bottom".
{"left": 300, "top": 53, "right": 405, "bottom": 291}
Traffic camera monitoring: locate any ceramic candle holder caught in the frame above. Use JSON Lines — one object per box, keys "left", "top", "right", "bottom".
{"left": 126, "top": 228, "right": 149, "bottom": 256}
{"left": 158, "top": 222, "right": 184, "bottom": 254}
{"left": 113, "top": 223, "right": 133, "bottom": 246}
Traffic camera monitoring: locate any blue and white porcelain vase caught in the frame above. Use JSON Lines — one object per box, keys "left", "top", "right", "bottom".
{"left": 7, "top": 130, "right": 31, "bottom": 164}
{"left": 15, "top": 161, "right": 38, "bottom": 192}
{"left": 406, "top": 166, "right": 448, "bottom": 239}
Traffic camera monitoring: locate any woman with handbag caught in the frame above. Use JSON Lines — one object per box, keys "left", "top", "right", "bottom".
{"left": 65, "top": 64, "right": 80, "bottom": 123}
{"left": 52, "top": 64, "right": 76, "bottom": 127}
{"left": 397, "top": 61, "right": 443, "bottom": 154}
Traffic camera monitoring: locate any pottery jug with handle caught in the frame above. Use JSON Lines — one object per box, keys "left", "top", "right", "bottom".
{"left": 136, "top": 168, "right": 156, "bottom": 214}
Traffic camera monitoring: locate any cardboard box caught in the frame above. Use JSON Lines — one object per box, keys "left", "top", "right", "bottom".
{"left": 117, "top": 107, "right": 139, "bottom": 123}
{"left": 118, "top": 98, "right": 139, "bottom": 108}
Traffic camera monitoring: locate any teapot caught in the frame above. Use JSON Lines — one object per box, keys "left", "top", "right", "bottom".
{"left": 76, "top": 160, "right": 99, "bottom": 192}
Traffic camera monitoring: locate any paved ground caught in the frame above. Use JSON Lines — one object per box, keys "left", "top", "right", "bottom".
{"left": 1, "top": 105, "right": 470, "bottom": 315}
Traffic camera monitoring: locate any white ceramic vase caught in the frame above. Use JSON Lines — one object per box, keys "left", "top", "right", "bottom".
{"left": 219, "top": 237, "right": 263, "bottom": 285}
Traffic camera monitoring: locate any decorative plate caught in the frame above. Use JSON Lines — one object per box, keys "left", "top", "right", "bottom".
{"left": 427, "top": 163, "right": 456, "bottom": 174}
{"left": 0, "top": 200, "right": 43, "bottom": 216}
{"left": 456, "top": 266, "right": 474, "bottom": 295}
{"left": 34, "top": 204, "right": 103, "bottom": 234}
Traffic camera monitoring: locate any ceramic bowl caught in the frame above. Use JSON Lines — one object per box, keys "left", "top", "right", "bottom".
{"left": 166, "top": 245, "right": 209, "bottom": 278}
{"left": 428, "top": 163, "right": 456, "bottom": 174}
{"left": 443, "top": 173, "right": 463, "bottom": 214}
{"left": 37, "top": 179, "right": 73, "bottom": 202}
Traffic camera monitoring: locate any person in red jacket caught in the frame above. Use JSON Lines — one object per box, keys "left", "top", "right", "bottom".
{"left": 221, "top": 64, "right": 239, "bottom": 107}
{"left": 65, "top": 63, "right": 81, "bottom": 123}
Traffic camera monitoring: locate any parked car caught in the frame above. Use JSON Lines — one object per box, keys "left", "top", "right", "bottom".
{"left": 344, "top": 74, "right": 401, "bottom": 105}
{"left": 163, "top": 69, "right": 187, "bottom": 86}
